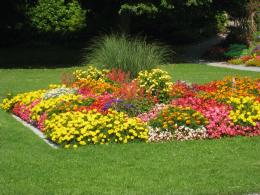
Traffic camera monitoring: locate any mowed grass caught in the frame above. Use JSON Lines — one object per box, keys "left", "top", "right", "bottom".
{"left": 162, "top": 64, "right": 260, "bottom": 84}
{"left": 0, "top": 64, "right": 260, "bottom": 194}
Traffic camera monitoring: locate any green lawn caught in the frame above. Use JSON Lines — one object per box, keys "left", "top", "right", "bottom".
{"left": 0, "top": 64, "right": 260, "bottom": 194}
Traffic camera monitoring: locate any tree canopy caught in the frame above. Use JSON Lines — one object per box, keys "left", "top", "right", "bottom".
{"left": 0, "top": 0, "right": 257, "bottom": 45}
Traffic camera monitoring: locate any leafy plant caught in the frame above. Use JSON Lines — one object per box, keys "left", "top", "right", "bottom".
{"left": 215, "top": 11, "right": 228, "bottom": 32}
{"left": 27, "top": 0, "right": 87, "bottom": 33}
{"left": 84, "top": 34, "right": 172, "bottom": 78}
{"left": 224, "top": 44, "right": 249, "bottom": 58}
{"left": 111, "top": 98, "right": 153, "bottom": 117}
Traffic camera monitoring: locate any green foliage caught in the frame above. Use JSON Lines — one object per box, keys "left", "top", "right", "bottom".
{"left": 27, "top": 0, "right": 87, "bottom": 33}
{"left": 111, "top": 99, "right": 153, "bottom": 117}
{"left": 84, "top": 34, "right": 172, "bottom": 78}
{"left": 118, "top": 0, "right": 212, "bottom": 16}
{"left": 186, "top": 0, "right": 213, "bottom": 6}
{"left": 224, "top": 44, "right": 250, "bottom": 58}
{"left": 215, "top": 11, "right": 228, "bottom": 32}
{"left": 119, "top": 3, "right": 159, "bottom": 16}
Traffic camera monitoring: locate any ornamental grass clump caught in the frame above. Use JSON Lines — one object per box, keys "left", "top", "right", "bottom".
{"left": 84, "top": 34, "right": 172, "bottom": 78}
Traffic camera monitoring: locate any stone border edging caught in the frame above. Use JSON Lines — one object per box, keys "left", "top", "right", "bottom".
{"left": 12, "top": 114, "right": 58, "bottom": 149}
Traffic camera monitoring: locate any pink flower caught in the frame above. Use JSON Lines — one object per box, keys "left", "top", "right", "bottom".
{"left": 38, "top": 112, "right": 47, "bottom": 131}
{"left": 138, "top": 104, "right": 167, "bottom": 122}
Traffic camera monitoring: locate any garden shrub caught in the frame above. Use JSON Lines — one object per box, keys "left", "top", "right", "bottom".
{"left": 27, "top": 0, "right": 87, "bottom": 33}
{"left": 215, "top": 11, "right": 228, "bottom": 32}
{"left": 224, "top": 44, "right": 249, "bottom": 58}
{"left": 84, "top": 34, "right": 172, "bottom": 78}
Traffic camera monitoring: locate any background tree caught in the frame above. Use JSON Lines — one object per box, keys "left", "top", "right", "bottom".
{"left": 0, "top": 0, "right": 256, "bottom": 46}
{"left": 27, "top": 0, "right": 87, "bottom": 33}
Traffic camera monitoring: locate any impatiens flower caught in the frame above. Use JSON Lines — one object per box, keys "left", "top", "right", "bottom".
{"left": 175, "top": 126, "right": 207, "bottom": 141}
{"left": 148, "top": 126, "right": 173, "bottom": 142}
{"left": 138, "top": 104, "right": 167, "bottom": 122}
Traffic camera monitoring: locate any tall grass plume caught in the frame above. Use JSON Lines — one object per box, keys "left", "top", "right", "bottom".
{"left": 84, "top": 34, "right": 173, "bottom": 78}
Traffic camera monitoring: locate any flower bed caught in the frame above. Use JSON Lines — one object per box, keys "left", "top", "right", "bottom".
{"left": 228, "top": 55, "right": 260, "bottom": 67}
{"left": 1, "top": 66, "right": 260, "bottom": 148}
{"left": 225, "top": 44, "right": 260, "bottom": 67}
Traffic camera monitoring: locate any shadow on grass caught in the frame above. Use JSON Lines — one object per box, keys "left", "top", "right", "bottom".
{"left": 0, "top": 45, "right": 86, "bottom": 69}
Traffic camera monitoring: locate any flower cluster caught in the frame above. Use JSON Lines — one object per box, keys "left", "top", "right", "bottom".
{"left": 170, "top": 81, "right": 195, "bottom": 98}
{"left": 148, "top": 106, "right": 208, "bottom": 141}
{"left": 43, "top": 87, "right": 77, "bottom": 100}
{"left": 73, "top": 78, "right": 118, "bottom": 95}
{"left": 228, "top": 54, "right": 260, "bottom": 67}
{"left": 148, "top": 126, "right": 173, "bottom": 142}
{"left": 138, "top": 104, "right": 167, "bottom": 122}
{"left": 172, "top": 96, "right": 260, "bottom": 138}
{"left": 1, "top": 90, "right": 45, "bottom": 111}
{"left": 137, "top": 69, "right": 172, "bottom": 102}
{"left": 44, "top": 109, "right": 148, "bottom": 148}
{"left": 150, "top": 106, "right": 208, "bottom": 132}
{"left": 31, "top": 94, "right": 85, "bottom": 121}
{"left": 73, "top": 66, "right": 109, "bottom": 81}
{"left": 12, "top": 99, "right": 41, "bottom": 123}
{"left": 175, "top": 126, "right": 207, "bottom": 141}
{"left": 228, "top": 96, "right": 260, "bottom": 126}
{"left": 197, "top": 77, "right": 259, "bottom": 102}
{"left": 172, "top": 97, "right": 231, "bottom": 138}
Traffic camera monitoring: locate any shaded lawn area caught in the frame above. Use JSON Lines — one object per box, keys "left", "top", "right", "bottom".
{"left": 0, "top": 64, "right": 260, "bottom": 194}
{"left": 0, "top": 46, "right": 84, "bottom": 68}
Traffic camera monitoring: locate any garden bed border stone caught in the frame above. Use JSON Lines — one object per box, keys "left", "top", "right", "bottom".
{"left": 12, "top": 114, "right": 58, "bottom": 149}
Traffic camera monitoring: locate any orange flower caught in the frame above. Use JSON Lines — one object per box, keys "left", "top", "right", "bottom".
{"left": 186, "top": 120, "right": 191, "bottom": 125}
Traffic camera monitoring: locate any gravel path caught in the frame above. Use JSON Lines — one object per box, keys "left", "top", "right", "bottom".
{"left": 206, "top": 62, "right": 260, "bottom": 72}
{"left": 181, "top": 33, "right": 260, "bottom": 73}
